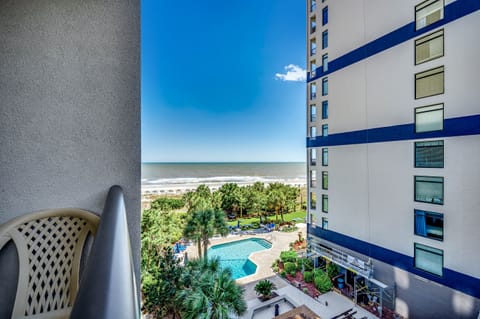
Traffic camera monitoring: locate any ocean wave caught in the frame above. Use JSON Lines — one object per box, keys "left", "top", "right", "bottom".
{"left": 143, "top": 175, "right": 305, "bottom": 186}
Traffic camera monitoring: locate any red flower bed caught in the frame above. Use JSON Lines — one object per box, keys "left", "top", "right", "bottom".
{"left": 285, "top": 271, "right": 320, "bottom": 298}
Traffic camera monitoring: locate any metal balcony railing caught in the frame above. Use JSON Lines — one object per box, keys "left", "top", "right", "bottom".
{"left": 71, "top": 186, "right": 140, "bottom": 319}
{"left": 309, "top": 237, "right": 374, "bottom": 278}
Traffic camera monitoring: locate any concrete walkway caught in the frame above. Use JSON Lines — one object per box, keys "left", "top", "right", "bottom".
{"left": 239, "top": 276, "right": 378, "bottom": 319}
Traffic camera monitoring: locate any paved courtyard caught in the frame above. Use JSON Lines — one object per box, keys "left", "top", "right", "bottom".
{"left": 185, "top": 224, "right": 379, "bottom": 319}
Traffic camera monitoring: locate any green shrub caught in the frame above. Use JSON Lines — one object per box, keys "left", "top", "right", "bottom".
{"left": 271, "top": 260, "right": 278, "bottom": 267}
{"left": 272, "top": 266, "right": 279, "bottom": 273}
{"left": 326, "top": 262, "right": 340, "bottom": 279}
{"left": 280, "top": 271, "right": 286, "bottom": 278}
{"left": 304, "top": 271, "right": 313, "bottom": 283}
{"left": 290, "top": 270, "right": 297, "bottom": 276}
{"left": 284, "top": 262, "right": 296, "bottom": 274}
{"left": 314, "top": 270, "right": 332, "bottom": 293}
{"left": 303, "top": 258, "right": 314, "bottom": 271}
{"left": 280, "top": 250, "right": 298, "bottom": 263}
{"left": 297, "top": 258, "right": 313, "bottom": 271}
{"left": 254, "top": 280, "right": 277, "bottom": 299}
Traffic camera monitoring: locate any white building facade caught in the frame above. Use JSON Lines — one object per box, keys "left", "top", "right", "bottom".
{"left": 306, "top": 0, "right": 480, "bottom": 318}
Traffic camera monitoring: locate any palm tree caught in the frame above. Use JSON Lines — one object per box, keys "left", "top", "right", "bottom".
{"left": 254, "top": 279, "right": 277, "bottom": 301}
{"left": 183, "top": 209, "right": 229, "bottom": 259}
{"left": 179, "top": 261, "right": 247, "bottom": 319}
{"left": 267, "top": 188, "right": 286, "bottom": 223}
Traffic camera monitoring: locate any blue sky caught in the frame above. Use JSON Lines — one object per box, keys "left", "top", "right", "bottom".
{"left": 142, "top": 0, "right": 306, "bottom": 162}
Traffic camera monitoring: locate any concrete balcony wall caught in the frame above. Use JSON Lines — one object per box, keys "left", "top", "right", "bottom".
{"left": 0, "top": 0, "right": 140, "bottom": 316}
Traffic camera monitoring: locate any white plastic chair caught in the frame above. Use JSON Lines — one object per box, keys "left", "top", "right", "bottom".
{"left": 0, "top": 209, "right": 99, "bottom": 319}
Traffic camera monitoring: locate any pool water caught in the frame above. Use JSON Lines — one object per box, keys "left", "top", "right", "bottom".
{"left": 208, "top": 238, "right": 272, "bottom": 279}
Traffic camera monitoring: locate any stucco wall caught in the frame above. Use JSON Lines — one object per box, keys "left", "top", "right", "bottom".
{"left": 0, "top": 0, "right": 140, "bottom": 315}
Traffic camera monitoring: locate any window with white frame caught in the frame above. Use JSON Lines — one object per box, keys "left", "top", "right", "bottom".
{"left": 415, "top": 104, "right": 443, "bottom": 133}
{"left": 310, "top": 60, "right": 317, "bottom": 77}
{"left": 415, "top": 29, "right": 444, "bottom": 65}
{"left": 310, "top": 191, "right": 317, "bottom": 209}
{"left": 310, "top": 82, "right": 317, "bottom": 100}
{"left": 310, "top": 126, "right": 317, "bottom": 139}
{"left": 415, "top": 243, "right": 443, "bottom": 276}
{"left": 415, "top": 0, "right": 444, "bottom": 30}
{"left": 310, "top": 170, "right": 317, "bottom": 188}
{"left": 310, "top": 148, "right": 317, "bottom": 165}
{"left": 311, "top": 38, "right": 317, "bottom": 56}
{"left": 310, "top": 104, "right": 317, "bottom": 122}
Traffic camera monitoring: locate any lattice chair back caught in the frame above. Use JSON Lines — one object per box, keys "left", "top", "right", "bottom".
{"left": 0, "top": 209, "right": 100, "bottom": 319}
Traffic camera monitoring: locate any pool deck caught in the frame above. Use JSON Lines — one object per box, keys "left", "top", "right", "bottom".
{"left": 185, "top": 224, "right": 379, "bottom": 319}
{"left": 185, "top": 223, "right": 307, "bottom": 285}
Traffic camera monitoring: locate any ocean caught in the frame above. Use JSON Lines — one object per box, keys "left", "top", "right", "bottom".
{"left": 141, "top": 162, "right": 306, "bottom": 194}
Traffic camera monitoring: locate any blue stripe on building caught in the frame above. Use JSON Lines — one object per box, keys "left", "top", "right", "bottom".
{"left": 307, "top": 114, "right": 480, "bottom": 148}
{"left": 308, "top": 0, "right": 480, "bottom": 82}
{"left": 308, "top": 224, "right": 480, "bottom": 299}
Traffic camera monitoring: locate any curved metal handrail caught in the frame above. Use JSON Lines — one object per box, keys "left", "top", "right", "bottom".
{"left": 70, "top": 185, "right": 140, "bottom": 319}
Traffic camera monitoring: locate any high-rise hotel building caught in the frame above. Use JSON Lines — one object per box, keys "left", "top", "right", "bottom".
{"left": 306, "top": 0, "right": 480, "bottom": 318}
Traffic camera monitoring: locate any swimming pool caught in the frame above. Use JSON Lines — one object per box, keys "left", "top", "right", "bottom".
{"left": 208, "top": 238, "right": 272, "bottom": 280}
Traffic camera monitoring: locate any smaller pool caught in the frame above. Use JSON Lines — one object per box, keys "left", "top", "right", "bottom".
{"left": 208, "top": 238, "right": 272, "bottom": 279}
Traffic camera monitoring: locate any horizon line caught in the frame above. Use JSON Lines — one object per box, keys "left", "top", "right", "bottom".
{"left": 142, "top": 161, "right": 307, "bottom": 164}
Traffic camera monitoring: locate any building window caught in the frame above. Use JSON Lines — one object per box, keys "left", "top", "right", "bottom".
{"left": 310, "top": 39, "right": 317, "bottom": 56}
{"left": 322, "top": 6, "right": 328, "bottom": 25}
{"left": 322, "top": 77, "right": 328, "bottom": 96}
{"left": 322, "top": 30, "right": 328, "bottom": 49}
{"left": 415, "top": 29, "right": 444, "bottom": 65}
{"left": 414, "top": 243, "right": 443, "bottom": 276}
{"left": 322, "top": 54, "right": 328, "bottom": 72}
{"left": 322, "top": 148, "right": 328, "bottom": 166}
{"left": 310, "top": 170, "right": 317, "bottom": 188}
{"left": 322, "top": 195, "right": 328, "bottom": 213}
{"left": 310, "top": 82, "right": 317, "bottom": 100}
{"left": 322, "top": 217, "right": 328, "bottom": 229}
{"left": 310, "top": 192, "right": 317, "bottom": 209}
{"left": 310, "top": 16, "right": 317, "bottom": 34}
{"left": 415, "top": 140, "right": 444, "bottom": 168}
{"left": 415, "top": 0, "right": 444, "bottom": 31}
{"left": 322, "top": 171, "right": 328, "bottom": 190}
{"left": 310, "top": 148, "right": 317, "bottom": 166}
{"left": 322, "top": 124, "right": 328, "bottom": 137}
{"left": 415, "top": 104, "right": 443, "bottom": 133}
{"left": 310, "top": 105, "right": 317, "bottom": 122}
{"left": 310, "top": 60, "right": 317, "bottom": 78}
{"left": 415, "top": 175, "right": 443, "bottom": 204}
{"left": 322, "top": 101, "right": 328, "bottom": 119}
{"left": 415, "top": 66, "right": 444, "bottom": 99}
{"left": 311, "top": 0, "right": 316, "bottom": 12}
{"left": 415, "top": 210, "right": 444, "bottom": 241}
{"left": 310, "top": 126, "right": 317, "bottom": 139}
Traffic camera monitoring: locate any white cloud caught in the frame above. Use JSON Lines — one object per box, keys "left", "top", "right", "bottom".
{"left": 275, "top": 64, "right": 306, "bottom": 82}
